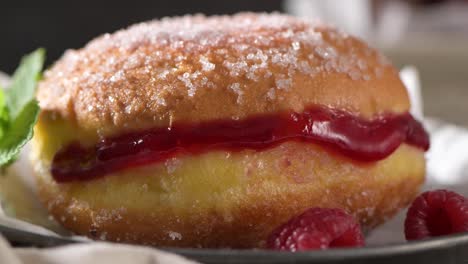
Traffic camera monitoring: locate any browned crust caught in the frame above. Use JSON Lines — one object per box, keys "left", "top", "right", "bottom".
{"left": 37, "top": 13, "right": 409, "bottom": 137}
{"left": 38, "top": 167, "right": 423, "bottom": 248}
{"left": 34, "top": 13, "right": 419, "bottom": 248}
{"left": 35, "top": 143, "right": 425, "bottom": 248}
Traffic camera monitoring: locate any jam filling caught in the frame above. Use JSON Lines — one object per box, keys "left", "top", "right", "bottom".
{"left": 51, "top": 106, "right": 429, "bottom": 182}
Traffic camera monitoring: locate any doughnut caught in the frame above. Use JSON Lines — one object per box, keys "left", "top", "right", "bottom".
{"left": 31, "top": 13, "right": 429, "bottom": 248}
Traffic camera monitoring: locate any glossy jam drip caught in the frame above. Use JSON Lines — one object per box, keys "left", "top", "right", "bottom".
{"left": 51, "top": 107, "right": 429, "bottom": 182}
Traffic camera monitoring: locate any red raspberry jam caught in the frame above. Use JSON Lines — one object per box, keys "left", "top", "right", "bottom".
{"left": 51, "top": 106, "right": 429, "bottom": 182}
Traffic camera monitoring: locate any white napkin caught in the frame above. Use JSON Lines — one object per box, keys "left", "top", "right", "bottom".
{"left": 0, "top": 235, "right": 198, "bottom": 264}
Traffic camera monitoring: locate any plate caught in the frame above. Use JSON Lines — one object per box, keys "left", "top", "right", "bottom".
{"left": 2, "top": 224, "right": 468, "bottom": 264}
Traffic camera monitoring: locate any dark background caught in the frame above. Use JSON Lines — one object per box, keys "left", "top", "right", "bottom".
{"left": 0, "top": 1, "right": 283, "bottom": 74}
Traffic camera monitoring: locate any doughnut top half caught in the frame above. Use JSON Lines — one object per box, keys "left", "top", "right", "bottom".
{"left": 38, "top": 12, "right": 409, "bottom": 137}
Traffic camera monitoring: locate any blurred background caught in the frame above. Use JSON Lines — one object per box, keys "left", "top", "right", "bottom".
{"left": 1, "top": 0, "right": 467, "bottom": 125}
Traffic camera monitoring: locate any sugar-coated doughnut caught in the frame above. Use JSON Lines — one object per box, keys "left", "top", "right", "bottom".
{"left": 31, "top": 13, "right": 427, "bottom": 248}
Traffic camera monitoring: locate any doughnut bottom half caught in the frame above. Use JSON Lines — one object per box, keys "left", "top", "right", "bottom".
{"left": 32, "top": 140, "right": 425, "bottom": 248}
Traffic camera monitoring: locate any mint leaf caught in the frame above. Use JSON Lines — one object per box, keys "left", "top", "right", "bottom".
{"left": 0, "top": 101, "right": 39, "bottom": 166}
{"left": 6, "top": 48, "right": 45, "bottom": 120}
{"left": 0, "top": 89, "right": 8, "bottom": 139}
{"left": 0, "top": 49, "right": 45, "bottom": 168}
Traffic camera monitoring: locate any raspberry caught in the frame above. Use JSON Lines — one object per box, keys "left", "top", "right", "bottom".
{"left": 266, "top": 208, "right": 365, "bottom": 251}
{"left": 405, "top": 189, "right": 468, "bottom": 241}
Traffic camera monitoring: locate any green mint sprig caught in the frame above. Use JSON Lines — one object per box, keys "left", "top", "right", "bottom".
{"left": 0, "top": 49, "right": 45, "bottom": 168}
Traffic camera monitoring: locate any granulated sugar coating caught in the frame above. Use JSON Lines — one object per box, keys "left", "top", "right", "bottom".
{"left": 37, "top": 12, "right": 405, "bottom": 137}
